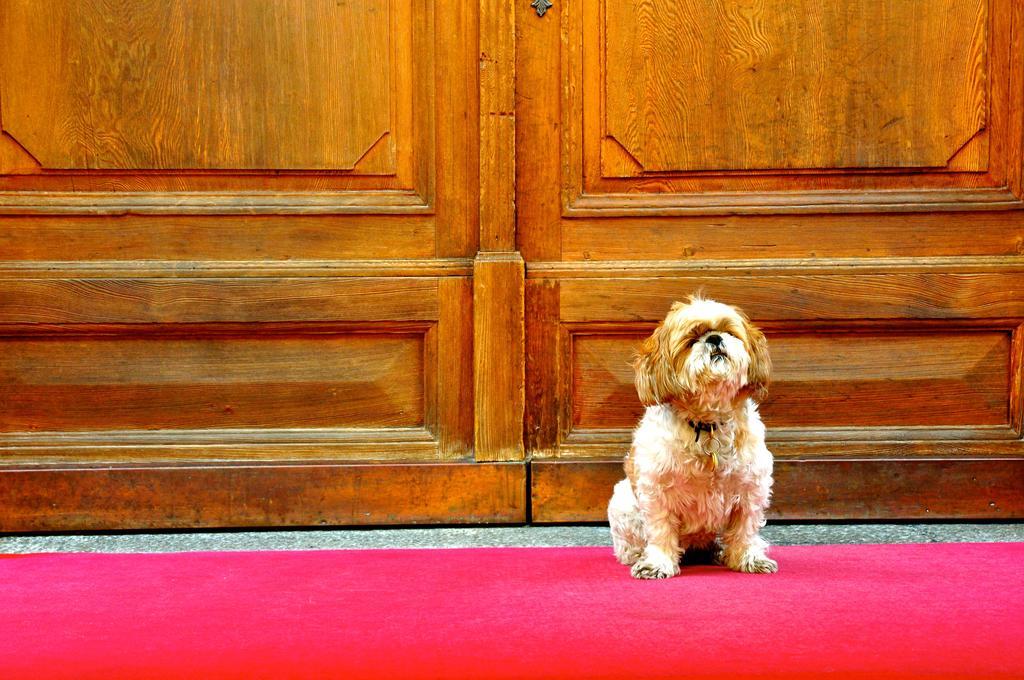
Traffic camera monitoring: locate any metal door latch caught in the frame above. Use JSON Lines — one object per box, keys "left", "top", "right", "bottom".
{"left": 531, "top": 0, "right": 552, "bottom": 17}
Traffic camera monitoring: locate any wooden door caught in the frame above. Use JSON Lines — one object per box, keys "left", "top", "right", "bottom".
{"left": 0, "top": 0, "right": 527, "bottom": 530}
{"left": 3, "top": 1, "right": 1022, "bottom": 531}
{"left": 520, "top": 0, "right": 1024, "bottom": 520}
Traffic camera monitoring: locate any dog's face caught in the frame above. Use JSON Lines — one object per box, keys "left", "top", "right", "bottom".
{"left": 634, "top": 297, "right": 770, "bottom": 407}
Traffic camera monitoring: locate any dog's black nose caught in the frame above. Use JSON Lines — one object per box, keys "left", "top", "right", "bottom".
{"left": 705, "top": 334, "right": 723, "bottom": 347}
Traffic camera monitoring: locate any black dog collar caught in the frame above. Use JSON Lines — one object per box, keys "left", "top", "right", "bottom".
{"left": 688, "top": 420, "right": 718, "bottom": 443}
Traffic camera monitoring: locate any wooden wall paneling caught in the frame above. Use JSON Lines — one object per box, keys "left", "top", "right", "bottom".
{"left": 474, "top": 1, "right": 525, "bottom": 462}
{"left": 603, "top": 0, "right": 989, "bottom": 172}
{"left": 509, "top": 0, "right": 1024, "bottom": 245}
{"left": 558, "top": 214, "right": 1024, "bottom": 262}
{"left": 0, "top": 0, "right": 510, "bottom": 531}
{"left": 516, "top": 0, "right": 1021, "bottom": 270}
{"left": 0, "top": 462, "right": 527, "bottom": 532}
{"left": 479, "top": 0, "right": 516, "bottom": 252}
{"left": 565, "top": 0, "right": 1023, "bottom": 215}
{"left": 530, "top": 459, "right": 1024, "bottom": 522}
{"left": 1, "top": 0, "right": 396, "bottom": 171}
{"left": 0, "top": 275, "right": 480, "bottom": 467}
{"left": 551, "top": 268, "right": 1024, "bottom": 450}
{"left": 0, "top": 277, "right": 442, "bottom": 324}
{"left": 1007, "top": 0, "right": 1024, "bottom": 197}
{"left": 516, "top": 0, "right": 1024, "bottom": 521}
{"left": 0, "top": 215, "right": 439, "bottom": 263}
{"left": 0, "top": 330, "right": 428, "bottom": 432}
{"left": 561, "top": 322, "right": 1024, "bottom": 448}
{"left": 435, "top": 0, "right": 479, "bottom": 257}
{"left": 524, "top": 279, "right": 560, "bottom": 455}
{"left": 0, "top": 0, "right": 441, "bottom": 214}
{"left": 570, "top": 328, "right": 1015, "bottom": 431}
{"left": 515, "top": 0, "right": 561, "bottom": 261}
{"left": 1010, "top": 322, "right": 1024, "bottom": 435}
{"left": 436, "top": 276, "right": 475, "bottom": 458}
{"left": 473, "top": 253, "right": 525, "bottom": 461}
{"left": 529, "top": 266, "right": 1024, "bottom": 518}
{"left": 556, "top": 269, "right": 1024, "bottom": 324}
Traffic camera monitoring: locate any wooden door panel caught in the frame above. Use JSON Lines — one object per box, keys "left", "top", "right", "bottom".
{"left": 521, "top": 0, "right": 1024, "bottom": 238}
{"left": 0, "top": 463, "right": 528, "bottom": 532}
{"left": 0, "top": 215, "right": 437, "bottom": 262}
{"left": 571, "top": 330, "right": 1013, "bottom": 431}
{"left": 0, "top": 333, "right": 427, "bottom": 431}
{"left": 603, "top": 0, "right": 988, "bottom": 173}
{"left": 1, "top": 0, "right": 395, "bottom": 171}
{"left": 556, "top": 272, "right": 1024, "bottom": 321}
{"left": 531, "top": 458, "right": 1024, "bottom": 521}
{"left": 0, "top": 277, "right": 441, "bottom": 324}
{"left": 520, "top": 0, "right": 1024, "bottom": 522}
{"left": 559, "top": 213, "right": 1024, "bottom": 262}
{"left": 0, "top": 0, "right": 476, "bottom": 249}
{"left": 0, "top": 0, "right": 501, "bottom": 531}
{"left": 528, "top": 272, "right": 1024, "bottom": 461}
{"left": 0, "top": 276, "right": 473, "bottom": 464}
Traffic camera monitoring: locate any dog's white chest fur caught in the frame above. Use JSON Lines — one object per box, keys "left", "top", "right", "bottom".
{"left": 609, "top": 400, "right": 776, "bottom": 578}
{"left": 631, "top": 403, "right": 769, "bottom": 535}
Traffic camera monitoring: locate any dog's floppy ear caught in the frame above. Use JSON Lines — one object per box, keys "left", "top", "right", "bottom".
{"left": 634, "top": 323, "right": 680, "bottom": 406}
{"left": 742, "top": 318, "right": 771, "bottom": 402}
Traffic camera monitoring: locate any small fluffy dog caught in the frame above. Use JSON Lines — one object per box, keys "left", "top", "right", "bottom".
{"left": 608, "top": 296, "right": 777, "bottom": 579}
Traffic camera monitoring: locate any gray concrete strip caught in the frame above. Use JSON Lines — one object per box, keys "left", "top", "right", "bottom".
{"left": 1, "top": 523, "right": 1022, "bottom": 554}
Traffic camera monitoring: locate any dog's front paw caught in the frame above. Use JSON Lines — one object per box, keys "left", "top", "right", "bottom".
{"left": 631, "top": 560, "right": 676, "bottom": 579}
{"left": 630, "top": 549, "right": 681, "bottom": 579}
{"left": 733, "top": 554, "right": 778, "bottom": 574}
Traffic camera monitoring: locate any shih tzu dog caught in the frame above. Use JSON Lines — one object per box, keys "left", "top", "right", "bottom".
{"left": 608, "top": 296, "right": 777, "bottom": 579}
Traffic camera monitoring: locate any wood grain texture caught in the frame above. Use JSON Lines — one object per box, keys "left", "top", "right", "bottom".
{"left": 524, "top": 280, "right": 561, "bottom": 455}
{"left": 558, "top": 272, "right": 1024, "bottom": 322}
{"left": 0, "top": 429, "right": 442, "bottom": 465}
{"left": 534, "top": 0, "right": 1023, "bottom": 214}
{"left": 434, "top": 0, "right": 479, "bottom": 256}
{"left": 0, "top": 260, "right": 474, "bottom": 279}
{"left": 0, "top": 273, "right": 474, "bottom": 466}
{"left": 558, "top": 431, "right": 1024, "bottom": 461}
{"left": 0, "top": 215, "right": 436, "bottom": 261}
{"left": 479, "top": 0, "right": 516, "bottom": 251}
{"left": 474, "top": 253, "right": 525, "bottom": 460}
{"left": 0, "top": 462, "right": 527, "bottom": 531}
{"left": 532, "top": 266, "right": 1024, "bottom": 480}
{"left": 0, "top": 0, "right": 488, "bottom": 530}
{"left": 0, "top": 0, "right": 1020, "bottom": 529}
{"left": 435, "top": 277, "right": 475, "bottom": 458}
{"left": 559, "top": 213, "right": 1024, "bottom": 261}
{"left": 0, "top": 0, "right": 483, "bottom": 224}
{"left": 604, "top": 0, "right": 988, "bottom": 172}
{"left": 0, "top": 332, "right": 424, "bottom": 432}
{"left": 515, "top": 0, "right": 561, "bottom": 260}
{"left": 0, "top": 0, "right": 395, "bottom": 171}
{"left": 765, "top": 331, "right": 1012, "bottom": 428}
{"left": 518, "top": 2, "right": 1024, "bottom": 523}
{"left": 570, "top": 329, "right": 1012, "bottom": 432}
{"left": 0, "top": 278, "right": 440, "bottom": 324}
{"left": 530, "top": 459, "right": 1024, "bottom": 521}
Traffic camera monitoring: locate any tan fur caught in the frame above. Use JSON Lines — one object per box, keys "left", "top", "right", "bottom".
{"left": 608, "top": 297, "right": 778, "bottom": 579}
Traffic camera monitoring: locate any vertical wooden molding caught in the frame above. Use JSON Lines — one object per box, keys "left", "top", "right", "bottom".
{"left": 438, "top": 277, "right": 476, "bottom": 458}
{"left": 1011, "top": 322, "right": 1024, "bottom": 436}
{"left": 524, "top": 279, "right": 561, "bottom": 456}
{"left": 479, "top": 0, "right": 516, "bottom": 251}
{"left": 474, "top": 252, "right": 525, "bottom": 460}
{"left": 476, "top": 1, "right": 523, "bottom": 460}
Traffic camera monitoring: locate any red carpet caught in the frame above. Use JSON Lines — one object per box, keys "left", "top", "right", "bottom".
{"left": 1, "top": 543, "right": 1021, "bottom": 679}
